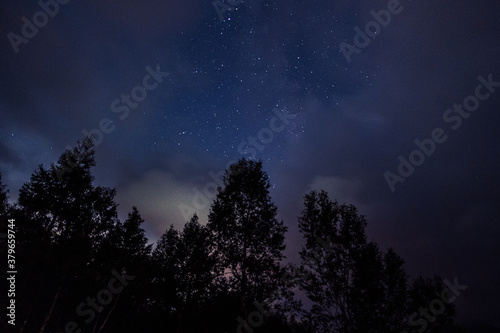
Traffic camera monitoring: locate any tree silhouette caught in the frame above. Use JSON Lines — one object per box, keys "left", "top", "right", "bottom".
{"left": 148, "top": 215, "right": 218, "bottom": 332}
{"left": 18, "top": 138, "right": 118, "bottom": 249}
{"left": 16, "top": 138, "right": 122, "bottom": 332}
{"left": 1, "top": 141, "right": 469, "bottom": 333}
{"left": 296, "top": 190, "right": 464, "bottom": 333}
{"left": 350, "top": 242, "right": 409, "bottom": 332}
{"left": 96, "top": 207, "right": 152, "bottom": 333}
{"left": 379, "top": 248, "right": 410, "bottom": 332}
{"left": 120, "top": 206, "right": 152, "bottom": 263}
{"left": 405, "top": 276, "right": 461, "bottom": 333}
{"left": 298, "top": 190, "right": 367, "bottom": 332}
{"left": 151, "top": 224, "right": 181, "bottom": 330}
{"left": 177, "top": 214, "right": 217, "bottom": 332}
{"left": 207, "top": 158, "right": 290, "bottom": 329}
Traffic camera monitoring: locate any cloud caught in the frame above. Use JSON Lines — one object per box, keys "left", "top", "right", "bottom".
{"left": 116, "top": 169, "right": 208, "bottom": 242}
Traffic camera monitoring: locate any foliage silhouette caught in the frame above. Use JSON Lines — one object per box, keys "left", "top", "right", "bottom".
{"left": 0, "top": 141, "right": 467, "bottom": 332}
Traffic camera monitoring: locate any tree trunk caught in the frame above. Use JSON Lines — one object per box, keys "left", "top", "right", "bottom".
{"left": 91, "top": 310, "right": 101, "bottom": 333}
{"left": 39, "top": 285, "right": 61, "bottom": 333}
{"left": 98, "top": 292, "right": 121, "bottom": 332}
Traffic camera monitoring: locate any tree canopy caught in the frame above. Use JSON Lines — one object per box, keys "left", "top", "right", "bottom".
{"left": 0, "top": 140, "right": 465, "bottom": 333}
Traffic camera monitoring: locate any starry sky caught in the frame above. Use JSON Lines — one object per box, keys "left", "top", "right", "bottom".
{"left": 1, "top": 0, "right": 500, "bottom": 329}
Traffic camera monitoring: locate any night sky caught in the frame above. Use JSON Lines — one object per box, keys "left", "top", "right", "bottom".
{"left": 1, "top": 0, "right": 500, "bottom": 328}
